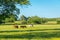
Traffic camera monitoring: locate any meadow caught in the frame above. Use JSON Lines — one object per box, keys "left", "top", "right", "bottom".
{"left": 0, "top": 24, "right": 60, "bottom": 40}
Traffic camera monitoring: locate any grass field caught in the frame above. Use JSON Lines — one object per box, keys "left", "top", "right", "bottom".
{"left": 0, "top": 24, "right": 60, "bottom": 40}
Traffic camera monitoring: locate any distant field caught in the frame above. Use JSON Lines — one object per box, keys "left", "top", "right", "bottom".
{"left": 46, "top": 21, "right": 57, "bottom": 24}
{"left": 0, "top": 24, "right": 60, "bottom": 40}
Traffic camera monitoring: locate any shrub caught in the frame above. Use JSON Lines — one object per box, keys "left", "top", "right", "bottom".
{"left": 57, "top": 20, "right": 60, "bottom": 24}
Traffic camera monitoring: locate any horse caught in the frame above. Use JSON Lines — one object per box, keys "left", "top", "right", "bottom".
{"left": 14, "top": 24, "right": 18, "bottom": 29}
{"left": 29, "top": 24, "right": 33, "bottom": 27}
{"left": 20, "top": 25, "right": 27, "bottom": 28}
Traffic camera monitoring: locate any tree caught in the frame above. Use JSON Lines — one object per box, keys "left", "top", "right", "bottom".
{"left": 27, "top": 16, "right": 47, "bottom": 24}
{"left": 0, "top": 0, "right": 30, "bottom": 23}
{"left": 27, "top": 16, "right": 42, "bottom": 24}
{"left": 57, "top": 19, "right": 60, "bottom": 24}
{"left": 5, "top": 14, "right": 16, "bottom": 23}
{"left": 41, "top": 18, "right": 47, "bottom": 24}
{"left": 20, "top": 15, "right": 27, "bottom": 24}
{"left": 20, "top": 15, "right": 27, "bottom": 21}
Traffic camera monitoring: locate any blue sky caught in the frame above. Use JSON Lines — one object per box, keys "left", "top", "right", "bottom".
{"left": 18, "top": 0, "right": 60, "bottom": 18}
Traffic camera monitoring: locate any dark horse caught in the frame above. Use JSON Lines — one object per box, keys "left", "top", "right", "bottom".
{"left": 20, "top": 25, "right": 27, "bottom": 28}
{"left": 14, "top": 24, "right": 18, "bottom": 28}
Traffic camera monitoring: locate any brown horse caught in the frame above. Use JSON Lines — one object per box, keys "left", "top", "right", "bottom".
{"left": 20, "top": 25, "right": 27, "bottom": 28}
{"left": 14, "top": 24, "right": 18, "bottom": 29}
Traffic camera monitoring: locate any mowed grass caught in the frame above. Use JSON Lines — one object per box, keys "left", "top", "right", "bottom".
{"left": 0, "top": 24, "right": 60, "bottom": 40}
{"left": 0, "top": 24, "right": 60, "bottom": 30}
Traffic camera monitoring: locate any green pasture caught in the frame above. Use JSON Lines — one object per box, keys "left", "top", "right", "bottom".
{"left": 0, "top": 24, "right": 60, "bottom": 40}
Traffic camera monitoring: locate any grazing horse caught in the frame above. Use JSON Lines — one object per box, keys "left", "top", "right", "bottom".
{"left": 14, "top": 24, "right": 18, "bottom": 29}
{"left": 29, "top": 24, "right": 33, "bottom": 27}
{"left": 20, "top": 25, "right": 26, "bottom": 28}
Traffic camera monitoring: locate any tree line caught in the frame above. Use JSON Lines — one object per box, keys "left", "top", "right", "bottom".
{"left": 19, "top": 15, "right": 47, "bottom": 24}
{"left": 0, "top": 15, "right": 60, "bottom": 24}
{"left": 19, "top": 15, "right": 60, "bottom": 24}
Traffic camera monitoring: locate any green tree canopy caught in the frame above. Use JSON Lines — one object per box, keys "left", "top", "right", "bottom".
{"left": 0, "top": 0, "right": 30, "bottom": 16}
{"left": 20, "top": 15, "right": 27, "bottom": 21}
{"left": 20, "top": 15, "right": 27, "bottom": 24}
{"left": 0, "top": 0, "right": 30, "bottom": 23}
{"left": 27, "top": 16, "right": 42, "bottom": 24}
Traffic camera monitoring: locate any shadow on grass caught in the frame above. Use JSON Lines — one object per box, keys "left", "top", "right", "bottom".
{"left": 0, "top": 33, "right": 34, "bottom": 39}
{"left": 0, "top": 30, "right": 24, "bottom": 33}
{"left": 0, "top": 32, "right": 60, "bottom": 39}
{"left": 0, "top": 28, "right": 60, "bottom": 33}
{"left": 32, "top": 32, "right": 60, "bottom": 38}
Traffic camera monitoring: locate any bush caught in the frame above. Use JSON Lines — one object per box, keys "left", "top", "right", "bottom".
{"left": 57, "top": 20, "right": 60, "bottom": 24}
{"left": 20, "top": 20, "right": 27, "bottom": 24}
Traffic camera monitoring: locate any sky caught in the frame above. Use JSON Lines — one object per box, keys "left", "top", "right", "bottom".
{"left": 17, "top": 0, "right": 60, "bottom": 18}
